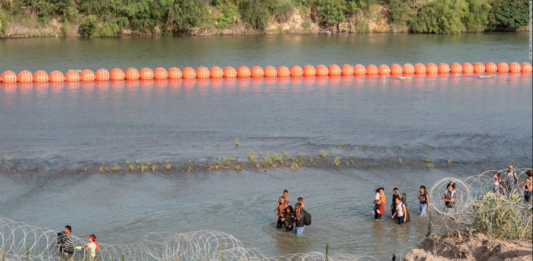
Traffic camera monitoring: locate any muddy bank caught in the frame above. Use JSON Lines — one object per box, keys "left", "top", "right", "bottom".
{"left": 405, "top": 232, "right": 533, "bottom": 261}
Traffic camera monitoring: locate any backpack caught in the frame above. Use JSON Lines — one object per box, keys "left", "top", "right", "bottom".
{"left": 303, "top": 211, "right": 311, "bottom": 226}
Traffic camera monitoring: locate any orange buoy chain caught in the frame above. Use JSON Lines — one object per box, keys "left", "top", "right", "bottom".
{"left": 1, "top": 62, "right": 531, "bottom": 84}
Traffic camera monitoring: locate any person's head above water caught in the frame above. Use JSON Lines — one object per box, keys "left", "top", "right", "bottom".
{"left": 379, "top": 187, "right": 385, "bottom": 195}
{"left": 395, "top": 197, "right": 402, "bottom": 203}
{"left": 279, "top": 196, "right": 285, "bottom": 203}
{"left": 286, "top": 205, "right": 293, "bottom": 213}
{"left": 298, "top": 197, "right": 303, "bottom": 202}
{"left": 420, "top": 185, "right": 426, "bottom": 193}
{"left": 393, "top": 188, "right": 398, "bottom": 195}
{"left": 448, "top": 185, "right": 454, "bottom": 192}
{"left": 295, "top": 203, "right": 301, "bottom": 209}
{"left": 64, "top": 225, "right": 71, "bottom": 234}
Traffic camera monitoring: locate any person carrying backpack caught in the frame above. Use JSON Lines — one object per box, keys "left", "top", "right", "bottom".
{"left": 504, "top": 166, "right": 520, "bottom": 194}
{"left": 294, "top": 203, "right": 310, "bottom": 236}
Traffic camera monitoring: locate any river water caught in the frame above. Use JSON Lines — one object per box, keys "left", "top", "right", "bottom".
{"left": 0, "top": 33, "right": 532, "bottom": 259}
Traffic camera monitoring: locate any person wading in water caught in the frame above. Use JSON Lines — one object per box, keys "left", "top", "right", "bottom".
{"left": 417, "top": 185, "right": 430, "bottom": 216}
{"left": 375, "top": 188, "right": 386, "bottom": 221}
{"left": 276, "top": 196, "right": 288, "bottom": 228}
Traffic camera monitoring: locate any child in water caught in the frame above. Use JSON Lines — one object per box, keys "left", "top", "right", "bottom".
{"left": 298, "top": 197, "right": 305, "bottom": 210}
{"left": 372, "top": 188, "right": 382, "bottom": 215}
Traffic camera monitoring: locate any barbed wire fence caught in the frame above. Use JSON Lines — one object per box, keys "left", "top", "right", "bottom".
{"left": 1, "top": 168, "right": 531, "bottom": 261}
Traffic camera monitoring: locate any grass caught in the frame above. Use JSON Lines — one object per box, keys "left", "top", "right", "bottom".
{"left": 338, "top": 143, "right": 344, "bottom": 148}
{"left": 333, "top": 156, "right": 341, "bottom": 167}
{"left": 398, "top": 157, "right": 403, "bottom": 164}
{"left": 165, "top": 164, "right": 171, "bottom": 170}
{"left": 426, "top": 163, "right": 434, "bottom": 169}
{"left": 448, "top": 157, "right": 453, "bottom": 164}
{"left": 274, "top": 134, "right": 277, "bottom": 139}
{"left": 424, "top": 158, "right": 434, "bottom": 163}
{"left": 4, "top": 154, "right": 12, "bottom": 162}
{"left": 235, "top": 138, "right": 239, "bottom": 147}
{"left": 319, "top": 150, "right": 327, "bottom": 158}
{"left": 248, "top": 150, "right": 256, "bottom": 162}
{"left": 153, "top": 136, "right": 157, "bottom": 141}
{"left": 112, "top": 163, "right": 119, "bottom": 172}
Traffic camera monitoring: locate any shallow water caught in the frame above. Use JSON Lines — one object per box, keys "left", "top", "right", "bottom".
{"left": 0, "top": 34, "right": 532, "bottom": 258}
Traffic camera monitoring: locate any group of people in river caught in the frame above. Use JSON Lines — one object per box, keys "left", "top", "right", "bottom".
{"left": 492, "top": 166, "right": 532, "bottom": 202}
{"left": 275, "top": 190, "right": 310, "bottom": 236}
{"left": 373, "top": 166, "right": 533, "bottom": 226}
{"left": 56, "top": 225, "right": 99, "bottom": 261}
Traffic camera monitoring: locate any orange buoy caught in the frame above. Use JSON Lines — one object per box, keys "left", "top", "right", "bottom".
{"left": 154, "top": 67, "right": 168, "bottom": 80}
{"left": 462, "top": 63, "right": 474, "bottom": 73}
{"left": 237, "top": 66, "right": 251, "bottom": 78}
{"left": 473, "top": 62, "right": 485, "bottom": 73}
{"left": 366, "top": 64, "right": 378, "bottom": 75}
{"left": 339, "top": 64, "right": 353, "bottom": 76}
{"left": 1, "top": 71, "right": 17, "bottom": 83}
{"left": 485, "top": 62, "right": 497, "bottom": 73}
{"left": 426, "top": 63, "right": 438, "bottom": 74}
{"left": 354, "top": 64, "right": 366, "bottom": 75}
{"left": 390, "top": 64, "right": 402, "bottom": 75}
{"left": 508, "top": 62, "right": 520, "bottom": 73}
{"left": 277, "top": 66, "right": 290, "bottom": 77}
{"left": 316, "top": 65, "right": 329, "bottom": 76}
{"left": 80, "top": 70, "right": 95, "bottom": 81}
{"left": 378, "top": 64, "right": 390, "bottom": 75}
{"left": 125, "top": 68, "right": 140, "bottom": 80}
{"left": 33, "top": 70, "right": 49, "bottom": 83}
{"left": 49, "top": 71, "right": 65, "bottom": 82}
{"left": 437, "top": 63, "right": 450, "bottom": 74}
{"left": 223, "top": 66, "right": 237, "bottom": 78}
{"left": 182, "top": 67, "right": 197, "bottom": 79}
{"left": 210, "top": 66, "right": 224, "bottom": 78}
{"left": 110, "top": 68, "right": 125, "bottom": 81}
{"left": 328, "top": 64, "right": 341, "bottom": 76}
{"left": 168, "top": 67, "right": 183, "bottom": 79}
{"left": 18, "top": 71, "right": 33, "bottom": 83}
{"left": 303, "top": 65, "right": 316, "bottom": 76}
{"left": 414, "top": 63, "right": 426, "bottom": 74}
{"left": 521, "top": 62, "right": 532, "bottom": 73}
{"left": 196, "top": 67, "right": 210, "bottom": 79}
{"left": 264, "top": 66, "right": 277, "bottom": 77}
{"left": 65, "top": 70, "right": 80, "bottom": 82}
{"left": 402, "top": 64, "right": 414, "bottom": 74}
{"left": 95, "top": 69, "right": 110, "bottom": 81}
{"left": 497, "top": 62, "right": 509, "bottom": 73}
{"left": 450, "top": 63, "right": 462, "bottom": 73}
{"left": 251, "top": 66, "right": 264, "bottom": 77}
{"left": 290, "top": 65, "right": 303, "bottom": 77}
{"left": 139, "top": 68, "right": 154, "bottom": 80}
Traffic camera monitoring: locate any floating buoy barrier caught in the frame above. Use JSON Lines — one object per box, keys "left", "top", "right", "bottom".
{"left": 2, "top": 62, "right": 530, "bottom": 85}
{"left": 316, "top": 65, "right": 329, "bottom": 76}
{"left": 95, "top": 69, "right": 110, "bottom": 81}
{"left": 251, "top": 66, "right": 264, "bottom": 78}
{"left": 139, "top": 68, "right": 154, "bottom": 80}
{"left": 110, "top": 68, "right": 125, "bottom": 81}
{"left": 277, "top": 66, "right": 290, "bottom": 77}
{"left": 168, "top": 67, "right": 182, "bottom": 79}
{"left": 303, "top": 65, "right": 316, "bottom": 76}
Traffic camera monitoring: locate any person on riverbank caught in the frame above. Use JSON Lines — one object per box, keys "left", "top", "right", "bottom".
{"left": 56, "top": 225, "right": 75, "bottom": 260}
{"left": 442, "top": 186, "right": 456, "bottom": 214}
{"left": 284, "top": 205, "right": 294, "bottom": 232}
{"left": 390, "top": 188, "right": 401, "bottom": 217}
{"left": 417, "top": 185, "right": 430, "bottom": 216}
{"left": 504, "top": 166, "right": 520, "bottom": 193}
{"left": 372, "top": 188, "right": 382, "bottom": 216}
{"left": 294, "top": 203, "right": 306, "bottom": 235}
{"left": 276, "top": 196, "right": 288, "bottom": 228}
{"left": 298, "top": 197, "right": 305, "bottom": 211}
{"left": 497, "top": 182, "right": 507, "bottom": 197}
{"left": 75, "top": 234, "right": 99, "bottom": 261}
{"left": 391, "top": 197, "right": 407, "bottom": 225}
{"left": 521, "top": 177, "right": 532, "bottom": 203}
{"left": 492, "top": 172, "right": 500, "bottom": 193}
{"left": 375, "top": 188, "right": 386, "bottom": 220}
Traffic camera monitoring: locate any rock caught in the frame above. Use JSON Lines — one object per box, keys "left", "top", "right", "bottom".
{"left": 220, "top": 29, "right": 234, "bottom": 35}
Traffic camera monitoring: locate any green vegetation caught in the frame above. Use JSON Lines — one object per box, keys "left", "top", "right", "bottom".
{"left": 472, "top": 192, "right": 532, "bottom": 241}
{"left": 0, "top": 0, "right": 527, "bottom": 37}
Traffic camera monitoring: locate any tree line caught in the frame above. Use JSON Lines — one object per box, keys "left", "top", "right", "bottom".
{"left": 0, "top": 0, "right": 528, "bottom": 37}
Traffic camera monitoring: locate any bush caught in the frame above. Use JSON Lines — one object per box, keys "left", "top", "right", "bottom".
{"left": 315, "top": 0, "right": 346, "bottom": 25}
{"left": 409, "top": 0, "right": 468, "bottom": 34}
{"left": 389, "top": 0, "right": 414, "bottom": 26}
{"left": 462, "top": 0, "right": 491, "bottom": 32}
{"left": 168, "top": 0, "right": 208, "bottom": 32}
{"left": 27, "top": 0, "right": 71, "bottom": 23}
{"left": 274, "top": 0, "right": 295, "bottom": 23}
{"left": 472, "top": 192, "right": 532, "bottom": 241}
{"left": 488, "top": 0, "right": 528, "bottom": 31}
{"left": 239, "top": 0, "right": 273, "bottom": 30}
{"left": 0, "top": 9, "right": 7, "bottom": 37}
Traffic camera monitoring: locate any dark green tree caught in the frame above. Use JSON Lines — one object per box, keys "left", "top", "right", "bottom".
{"left": 488, "top": 0, "right": 528, "bottom": 31}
